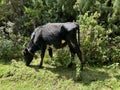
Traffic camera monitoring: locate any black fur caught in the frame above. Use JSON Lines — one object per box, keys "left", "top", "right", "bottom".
{"left": 23, "top": 22, "right": 85, "bottom": 70}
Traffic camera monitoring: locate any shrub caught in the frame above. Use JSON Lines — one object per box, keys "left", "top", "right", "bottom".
{"left": 0, "top": 39, "right": 19, "bottom": 61}
{"left": 77, "top": 12, "right": 120, "bottom": 65}
{"left": 0, "top": 21, "right": 27, "bottom": 62}
{"left": 49, "top": 47, "right": 71, "bottom": 67}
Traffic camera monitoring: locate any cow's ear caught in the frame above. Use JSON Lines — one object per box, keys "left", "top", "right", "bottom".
{"left": 23, "top": 48, "right": 28, "bottom": 55}
{"left": 23, "top": 50, "right": 25, "bottom": 55}
{"left": 25, "top": 48, "right": 28, "bottom": 52}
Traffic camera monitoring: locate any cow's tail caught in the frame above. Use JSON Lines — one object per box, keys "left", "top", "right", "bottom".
{"left": 77, "top": 24, "right": 85, "bottom": 65}
{"left": 77, "top": 24, "right": 80, "bottom": 46}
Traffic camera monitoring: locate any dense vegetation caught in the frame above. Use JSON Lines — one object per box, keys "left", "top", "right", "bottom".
{"left": 0, "top": 0, "right": 120, "bottom": 89}
{"left": 0, "top": 0, "right": 119, "bottom": 65}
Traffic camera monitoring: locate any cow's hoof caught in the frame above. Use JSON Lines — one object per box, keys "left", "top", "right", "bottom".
{"left": 39, "top": 65, "right": 43, "bottom": 68}
{"left": 68, "top": 63, "right": 73, "bottom": 68}
{"left": 26, "top": 63, "right": 30, "bottom": 66}
{"left": 68, "top": 63, "right": 75, "bottom": 68}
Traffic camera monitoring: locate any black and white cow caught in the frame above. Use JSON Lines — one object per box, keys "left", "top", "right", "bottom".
{"left": 23, "top": 22, "right": 85, "bottom": 70}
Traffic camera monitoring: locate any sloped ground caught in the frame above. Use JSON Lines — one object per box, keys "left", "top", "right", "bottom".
{"left": 0, "top": 59, "right": 120, "bottom": 90}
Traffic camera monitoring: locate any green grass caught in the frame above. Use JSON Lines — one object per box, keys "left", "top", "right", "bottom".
{"left": 0, "top": 59, "right": 120, "bottom": 90}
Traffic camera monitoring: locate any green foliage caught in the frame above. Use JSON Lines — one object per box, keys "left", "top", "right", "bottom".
{"left": 74, "top": 0, "right": 95, "bottom": 14}
{"left": 77, "top": 12, "right": 120, "bottom": 65}
{"left": 0, "top": 21, "right": 27, "bottom": 62}
{"left": 109, "top": 36, "right": 120, "bottom": 62}
{"left": 0, "top": 40, "right": 15, "bottom": 61}
{"left": 75, "top": 0, "right": 120, "bottom": 36}
{"left": 113, "top": 0, "right": 120, "bottom": 15}
{"left": 0, "top": 0, "right": 120, "bottom": 66}
{"left": 0, "top": 0, "right": 76, "bottom": 36}
{"left": 49, "top": 48, "right": 71, "bottom": 67}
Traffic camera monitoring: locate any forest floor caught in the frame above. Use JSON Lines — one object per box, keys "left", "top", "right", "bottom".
{"left": 0, "top": 59, "right": 120, "bottom": 90}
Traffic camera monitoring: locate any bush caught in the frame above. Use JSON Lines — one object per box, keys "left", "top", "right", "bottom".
{"left": 0, "top": 21, "right": 27, "bottom": 62}
{"left": 48, "top": 47, "right": 71, "bottom": 67}
{"left": 0, "top": 39, "right": 20, "bottom": 62}
{"left": 77, "top": 12, "right": 120, "bottom": 65}
{"left": 109, "top": 36, "right": 120, "bottom": 63}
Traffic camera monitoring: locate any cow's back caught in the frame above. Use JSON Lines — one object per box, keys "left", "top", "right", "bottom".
{"left": 32, "top": 22, "right": 79, "bottom": 48}
{"left": 41, "top": 23, "right": 62, "bottom": 45}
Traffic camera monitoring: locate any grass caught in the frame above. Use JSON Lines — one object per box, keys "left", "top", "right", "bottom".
{"left": 0, "top": 59, "right": 120, "bottom": 90}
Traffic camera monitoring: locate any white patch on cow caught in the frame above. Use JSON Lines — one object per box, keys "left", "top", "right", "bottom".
{"left": 30, "top": 26, "right": 40, "bottom": 40}
{"left": 31, "top": 32, "right": 35, "bottom": 40}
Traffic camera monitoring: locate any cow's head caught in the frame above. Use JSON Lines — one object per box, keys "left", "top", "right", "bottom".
{"left": 23, "top": 48, "right": 34, "bottom": 66}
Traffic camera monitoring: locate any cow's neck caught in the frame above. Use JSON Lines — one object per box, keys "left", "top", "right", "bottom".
{"left": 27, "top": 44, "right": 39, "bottom": 55}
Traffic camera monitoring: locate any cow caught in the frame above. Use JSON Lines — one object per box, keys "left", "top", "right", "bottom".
{"left": 23, "top": 22, "right": 85, "bottom": 70}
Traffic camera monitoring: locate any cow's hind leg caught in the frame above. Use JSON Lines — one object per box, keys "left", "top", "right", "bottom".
{"left": 68, "top": 46, "right": 75, "bottom": 67}
{"left": 67, "top": 37, "right": 84, "bottom": 70}
{"left": 39, "top": 44, "right": 46, "bottom": 68}
{"left": 71, "top": 39, "right": 84, "bottom": 70}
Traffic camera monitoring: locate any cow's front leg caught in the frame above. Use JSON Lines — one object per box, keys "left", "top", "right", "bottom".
{"left": 39, "top": 45, "right": 46, "bottom": 68}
